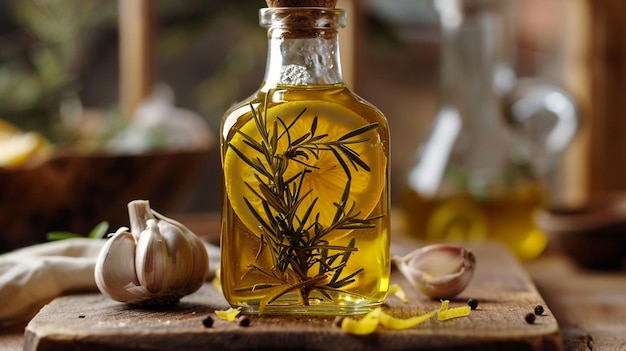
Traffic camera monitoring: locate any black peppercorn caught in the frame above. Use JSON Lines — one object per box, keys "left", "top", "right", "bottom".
{"left": 202, "top": 316, "right": 214, "bottom": 328}
{"left": 237, "top": 315, "right": 251, "bottom": 327}
{"left": 467, "top": 299, "right": 479, "bottom": 310}
{"left": 534, "top": 305, "right": 544, "bottom": 316}
{"left": 525, "top": 313, "right": 536, "bottom": 324}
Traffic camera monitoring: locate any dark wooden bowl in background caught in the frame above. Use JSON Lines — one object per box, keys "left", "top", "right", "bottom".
{"left": 0, "top": 148, "right": 211, "bottom": 252}
{"left": 536, "top": 193, "right": 626, "bottom": 269}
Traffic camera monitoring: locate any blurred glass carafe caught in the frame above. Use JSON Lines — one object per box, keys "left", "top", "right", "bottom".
{"left": 401, "top": 0, "right": 578, "bottom": 260}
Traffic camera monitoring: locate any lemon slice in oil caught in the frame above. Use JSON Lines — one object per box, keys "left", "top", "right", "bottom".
{"left": 223, "top": 100, "right": 386, "bottom": 238}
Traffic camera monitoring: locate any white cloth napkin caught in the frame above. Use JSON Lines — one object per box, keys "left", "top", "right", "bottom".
{"left": 0, "top": 238, "right": 220, "bottom": 327}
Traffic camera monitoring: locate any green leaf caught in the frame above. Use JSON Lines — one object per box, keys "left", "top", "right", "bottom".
{"left": 46, "top": 232, "right": 82, "bottom": 241}
{"left": 46, "top": 221, "right": 109, "bottom": 241}
{"left": 88, "top": 221, "right": 109, "bottom": 239}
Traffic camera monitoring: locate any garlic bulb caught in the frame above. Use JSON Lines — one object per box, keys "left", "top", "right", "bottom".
{"left": 392, "top": 244, "right": 476, "bottom": 299}
{"left": 94, "top": 200, "right": 209, "bottom": 305}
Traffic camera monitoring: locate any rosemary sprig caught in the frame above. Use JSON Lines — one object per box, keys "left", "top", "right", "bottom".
{"left": 229, "top": 100, "right": 381, "bottom": 309}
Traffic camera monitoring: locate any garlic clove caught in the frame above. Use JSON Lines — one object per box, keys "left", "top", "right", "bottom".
{"left": 393, "top": 244, "right": 476, "bottom": 299}
{"left": 157, "top": 219, "right": 194, "bottom": 293}
{"left": 135, "top": 219, "right": 169, "bottom": 294}
{"left": 183, "top": 232, "right": 210, "bottom": 293}
{"left": 94, "top": 227, "right": 145, "bottom": 303}
{"left": 153, "top": 209, "right": 210, "bottom": 294}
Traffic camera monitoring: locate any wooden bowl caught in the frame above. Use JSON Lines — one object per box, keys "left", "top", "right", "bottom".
{"left": 536, "top": 193, "right": 626, "bottom": 269}
{"left": 0, "top": 148, "right": 211, "bottom": 252}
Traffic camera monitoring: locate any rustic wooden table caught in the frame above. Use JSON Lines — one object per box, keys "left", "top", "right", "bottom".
{"left": 525, "top": 254, "right": 626, "bottom": 351}
{"left": 1, "top": 212, "right": 625, "bottom": 350}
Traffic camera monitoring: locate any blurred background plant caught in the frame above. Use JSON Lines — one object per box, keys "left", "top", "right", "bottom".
{"left": 0, "top": 0, "right": 265, "bottom": 147}
{"left": 0, "top": 0, "right": 114, "bottom": 141}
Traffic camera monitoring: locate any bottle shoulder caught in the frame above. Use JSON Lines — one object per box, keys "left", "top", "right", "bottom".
{"left": 222, "top": 85, "right": 388, "bottom": 130}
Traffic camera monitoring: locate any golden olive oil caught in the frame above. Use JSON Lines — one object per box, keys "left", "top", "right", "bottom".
{"left": 401, "top": 182, "right": 547, "bottom": 260}
{"left": 220, "top": 86, "right": 390, "bottom": 314}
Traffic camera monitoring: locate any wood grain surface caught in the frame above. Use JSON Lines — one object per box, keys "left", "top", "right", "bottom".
{"left": 526, "top": 254, "right": 626, "bottom": 351}
{"left": 23, "top": 242, "right": 563, "bottom": 351}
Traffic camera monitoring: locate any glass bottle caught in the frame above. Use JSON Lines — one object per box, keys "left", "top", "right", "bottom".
{"left": 401, "top": 0, "right": 577, "bottom": 260}
{"left": 219, "top": 4, "right": 390, "bottom": 315}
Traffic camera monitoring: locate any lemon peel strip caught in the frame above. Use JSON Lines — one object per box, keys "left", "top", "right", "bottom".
{"left": 340, "top": 300, "right": 471, "bottom": 335}
{"left": 341, "top": 308, "right": 381, "bottom": 335}
{"left": 437, "top": 299, "right": 471, "bottom": 321}
{"left": 212, "top": 266, "right": 222, "bottom": 292}
{"left": 378, "top": 309, "right": 437, "bottom": 329}
{"left": 387, "top": 283, "right": 408, "bottom": 303}
{"left": 438, "top": 299, "right": 450, "bottom": 313}
{"left": 215, "top": 307, "right": 241, "bottom": 321}
{"left": 438, "top": 305, "right": 472, "bottom": 321}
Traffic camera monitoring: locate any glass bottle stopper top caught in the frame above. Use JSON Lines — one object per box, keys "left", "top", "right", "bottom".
{"left": 265, "top": 0, "right": 337, "bottom": 8}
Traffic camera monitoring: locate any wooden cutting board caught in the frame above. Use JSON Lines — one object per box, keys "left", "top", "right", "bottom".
{"left": 23, "top": 242, "right": 564, "bottom": 351}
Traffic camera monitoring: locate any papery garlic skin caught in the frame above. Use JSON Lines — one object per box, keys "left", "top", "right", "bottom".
{"left": 94, "top": 200, "right": 210, "bottom": 305}
{"left": 392, "top": 244, "right": 476, "bottom": 299}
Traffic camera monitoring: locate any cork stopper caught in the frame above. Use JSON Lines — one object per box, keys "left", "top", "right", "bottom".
{"left": 265, "top": 0, "right": 337, "bottom": 8}
{"left": 260, "top": 0, "right": 345, "bottom": 38}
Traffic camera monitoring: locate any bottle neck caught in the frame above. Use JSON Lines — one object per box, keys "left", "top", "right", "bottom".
{"left": 259, "top": 7, "right": 346, "bottom": 88}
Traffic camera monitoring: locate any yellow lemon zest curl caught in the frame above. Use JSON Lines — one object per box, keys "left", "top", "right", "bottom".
{"left": 388, "top": 283, "right": 408, "bottom": 303}
{"left": 215, "top": 307, "right": 241, "bottom": 322}
{"left": 437, "top": 299, "right": 472, "bottom": 321}
{"left": 341, "top": 300, "right": 471, "bottom": 335}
